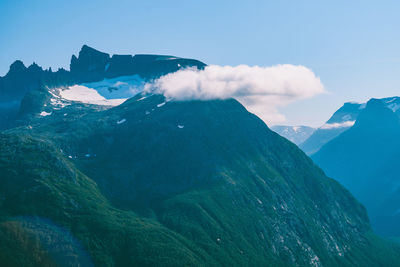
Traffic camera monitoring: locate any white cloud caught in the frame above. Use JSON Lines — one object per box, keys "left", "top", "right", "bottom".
{"left": 320, "top": 121, "right": 355, "bottom": 129}
{"left": 145, "top": 64, "right": 324, "bottom": 124}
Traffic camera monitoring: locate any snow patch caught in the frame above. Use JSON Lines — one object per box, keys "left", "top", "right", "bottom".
{"left": 156, "top": 56, "right": 178, "bottom": 61}
{"left": 82, "top": 75, "right": 145, "bottom": 99}
{"left": 136, "top": 96, "right": 147, "bottom": 101}
{"left": 40, "top": 111, "right": 52, "bottom": 117}
{"left": 60, "top": 85, "right": 126, "bottom": 106}
{"left": 385, "top": 97, "right": 397, "bottom": 104}
{"left": 342, "top": 115, "right": 351, "bottom": 121}
{"left": 157, "top": 102, "right": 166, "bottom": 108}
{"left": 387, "top": 103, "right": 400, "bottom": 112}
{"left": 117, "top": 118, "right": 126, "bottom": 124}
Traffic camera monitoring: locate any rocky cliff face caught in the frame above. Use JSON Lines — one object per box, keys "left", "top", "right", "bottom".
{"left": 70, "top": 45, "right": 206, "bottom": 83}
{"left": 70, "top": 45, "right": 110, "bottom": 82}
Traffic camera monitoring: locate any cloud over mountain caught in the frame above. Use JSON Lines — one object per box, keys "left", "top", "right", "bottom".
{"left": 145, "top": 64, "right": 324, "bottom": 124}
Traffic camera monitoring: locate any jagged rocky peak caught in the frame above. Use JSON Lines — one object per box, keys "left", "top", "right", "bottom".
{"left": 7, "top": 60, "right": 27, "bottom": 75}
{"left": 4, "top": 61, "right": 45, "bottom": 79}
{"left": 70, "top": 45, "right": 110, "bottom": 74}
{"left": 27, "top": 62, "right": 44, "bottom": 73}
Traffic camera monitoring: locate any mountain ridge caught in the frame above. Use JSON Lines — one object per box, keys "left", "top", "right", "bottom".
{"left": 0, "top": 45, "right": 205, "bottom": 130}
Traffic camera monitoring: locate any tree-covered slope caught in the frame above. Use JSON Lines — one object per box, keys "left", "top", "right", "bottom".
{"left": 1, "top": 95, "right": 399, "bottom": 266}
{"left": 0, "top": 133, "right": 211, "bottom": 266}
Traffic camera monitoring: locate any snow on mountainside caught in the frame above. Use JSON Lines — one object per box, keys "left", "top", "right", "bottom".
{"left": 271, "top": 125, "right": 315, "bottom": 145}
{"left": 52, "top": 75, "right": 146, "bottom": 107}
{"left": 59, "top": 85, "right": 126, "bottom": 106}
{"left": 81, "top": 75, "right": 145, "bottom": 99}
{"left": 383, "top": 97, "right": 400, "bottom": 112}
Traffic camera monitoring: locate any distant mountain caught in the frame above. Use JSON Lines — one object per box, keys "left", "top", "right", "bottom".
{"left": 271, "top": 125, "right": 315, "bottom": 145}
{"left": 300, "top": 97, "right": 400, "bottom": 155}
{"left": 299, "top": 102, "right": 363, "bottom": 155}
{"left": 313, "top": 97, "right": 400, "bottom": 238}
{"left": 0, "top": 47, "right": 399, "bottom": 266}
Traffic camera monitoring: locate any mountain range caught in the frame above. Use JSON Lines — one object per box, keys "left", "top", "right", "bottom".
{"left": 0, "top": 45, "right": 205, "bottom": 129}
{"left": 0, "top": 45, "right": 399, "bottom": 266}
{"left": 312, "top": 97, "right": 400, "bottom": 238}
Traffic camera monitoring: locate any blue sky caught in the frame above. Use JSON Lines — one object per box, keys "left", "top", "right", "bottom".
{"left": 1, "top": 0, "right": 400, "bottom": 126}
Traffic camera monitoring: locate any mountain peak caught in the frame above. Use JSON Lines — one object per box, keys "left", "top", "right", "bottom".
{"left": 353, "top": 98, "right": 400, "bottom": 131}
{"left": 70, "top": 45, "right": 110, "bottom": 78}
{"left": 79, "top": 45, "right": 110, "bottom": 58}
{"left": 366, "top": 98, "right": 384, "bottom": 108}
{"left": 7, "top": 60, "right": 27, "bottom": 75}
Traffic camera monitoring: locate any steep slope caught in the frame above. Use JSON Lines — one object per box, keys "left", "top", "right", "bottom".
{"left": 300, "top": 102, "right": 363, "bottom": 155}
{"left": 0, "top": 133, "right": 210, "bottom": 266}
{"left": 271, "top": 125, "right": 315, "bottom": 145}
{"left": 2, "top": 94, "right": 399, "bottom": 266}
{"left": 313, "top": 98, "right": 400, "bottom": 237}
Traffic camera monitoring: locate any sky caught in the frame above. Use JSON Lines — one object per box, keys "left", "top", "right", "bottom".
{"left": 1, "top": 0, "right": 400, "bottom": 127}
